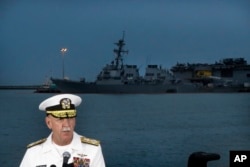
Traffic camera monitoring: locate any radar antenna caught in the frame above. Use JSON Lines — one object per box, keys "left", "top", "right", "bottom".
{"left": 113, "top": 31, "right": 129, "bottom": 69}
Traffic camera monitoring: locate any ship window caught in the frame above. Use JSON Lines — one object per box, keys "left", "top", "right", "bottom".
{"left": 126, "top": 74, "right": 134, "bottom": 77}
{"left": 146, "top": 73, "right": 154, "bottom": 76}
{"left": 221, "top": 69, "right": 233, "bottom": 77}
{"left": 104, "top": 71, "right": 110, "bottom": 75}
{"left": 114, "top": 77, "right": 121, "bottom": 80}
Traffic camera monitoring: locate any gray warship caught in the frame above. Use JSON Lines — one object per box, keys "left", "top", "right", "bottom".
{"left": 51, "top": 34, "right": 177, "bottom": 93}
{"left": 51, "top": 35, "right": 250, "bottom": 93}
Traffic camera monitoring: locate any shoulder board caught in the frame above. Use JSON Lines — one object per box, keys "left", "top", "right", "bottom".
{"left": 27, "top": 138, "right": 47, "bottom": 148}
{"left": 80, "top": 136, "right": 100, "bottom": 146}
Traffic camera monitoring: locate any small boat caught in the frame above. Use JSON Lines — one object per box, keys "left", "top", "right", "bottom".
{"left": 35, "top": 79, "right": 61, "bottom": 93}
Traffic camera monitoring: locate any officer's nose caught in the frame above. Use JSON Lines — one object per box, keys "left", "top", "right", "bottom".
{"left": 62, "top": 118, "right": 70, "bottom": 126}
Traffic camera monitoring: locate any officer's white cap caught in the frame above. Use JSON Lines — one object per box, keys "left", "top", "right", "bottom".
{"left": 39, "top": 94, "right": 82, "bottom": 111}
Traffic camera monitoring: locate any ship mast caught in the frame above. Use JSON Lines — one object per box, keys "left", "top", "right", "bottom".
{"left": 113, "top": 31, "right": 128, "bottom": 69}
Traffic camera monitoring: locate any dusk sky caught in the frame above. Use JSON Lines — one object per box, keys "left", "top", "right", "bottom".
{"left": 1, "top": 0, "right": 250, "bottom": 85}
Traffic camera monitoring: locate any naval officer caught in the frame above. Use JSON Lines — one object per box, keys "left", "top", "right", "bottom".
{"left": 20, "top": 94, "right": 105, "bottom": 167}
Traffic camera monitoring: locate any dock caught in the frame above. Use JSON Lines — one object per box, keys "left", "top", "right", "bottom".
{"left": 0, "top": 85, "right": 40, "bottom": 90}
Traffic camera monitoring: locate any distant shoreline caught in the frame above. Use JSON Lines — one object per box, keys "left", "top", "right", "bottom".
{"left": 0, "top": 85, "right": 41, "bottom": 90}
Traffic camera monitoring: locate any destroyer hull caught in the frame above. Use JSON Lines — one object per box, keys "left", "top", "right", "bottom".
{"left": 52, "top": 78, "right": 177, "bottom": 93}
{"left": 51, "top": 78, "right": 249, "bottom": 93}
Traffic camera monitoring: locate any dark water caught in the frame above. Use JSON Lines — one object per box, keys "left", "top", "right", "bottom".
{"left": 0, "top": 90, "right": 249, "bottom": 167}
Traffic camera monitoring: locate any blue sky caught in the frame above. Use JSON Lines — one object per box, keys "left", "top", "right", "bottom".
{"left": 1, "top": 0, "right": 250, "bottom": 85}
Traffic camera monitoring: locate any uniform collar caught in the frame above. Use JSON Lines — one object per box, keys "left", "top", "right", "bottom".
{"left": 71, "top": 132, "right": 83, "bottom": 151}
{"left": 42, "top": 132, "right": 82, "bottom": 153}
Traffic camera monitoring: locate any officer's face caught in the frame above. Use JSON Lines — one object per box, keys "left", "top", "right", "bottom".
{"left": 45, "top": 115, "right": 76, "bottom": 146}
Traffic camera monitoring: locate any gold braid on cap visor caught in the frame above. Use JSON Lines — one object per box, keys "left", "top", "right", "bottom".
{"left": 46, "top": 110, "right": 76, "bottom": 118}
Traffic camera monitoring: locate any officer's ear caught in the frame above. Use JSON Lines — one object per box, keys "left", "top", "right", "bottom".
{"left": 45, "top": 115, "right": 52, "bottom": 129}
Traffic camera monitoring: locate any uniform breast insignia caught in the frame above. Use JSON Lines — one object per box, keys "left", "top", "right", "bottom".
{"left": 80, "top": 136, "right": 100, "bottom": 146}
{"left": 73, "top": 156, "right": 90, "bottom": 167}
{"left": 27, "top": 138, "right": 47, "bottom": 148}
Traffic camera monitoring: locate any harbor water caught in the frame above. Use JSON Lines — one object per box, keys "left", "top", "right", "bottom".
{"left": 0, "top": 90, "right": 249, "bottom": 167}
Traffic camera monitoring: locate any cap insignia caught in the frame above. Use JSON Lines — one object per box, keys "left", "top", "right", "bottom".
{"left": 45, "top": 97, "right": 77, "bottom": 118}
{"left": 60, "top": 98, "right": 71, "bottom": 109}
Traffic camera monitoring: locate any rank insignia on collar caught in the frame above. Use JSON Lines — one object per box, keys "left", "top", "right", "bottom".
{"left": 73, "top": 157, "right": 90, "bottom": 167}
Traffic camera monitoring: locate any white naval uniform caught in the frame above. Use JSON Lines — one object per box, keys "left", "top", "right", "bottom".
{"left": 20, "top": 132, "right": 105, "bottom": 167}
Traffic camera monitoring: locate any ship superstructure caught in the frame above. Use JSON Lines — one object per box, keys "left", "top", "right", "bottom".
{"left": 95, "top": 34, "right": 141, "bottom": 85}
{"left": 171, "top": 58, "right": 250, "bottom": 91}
